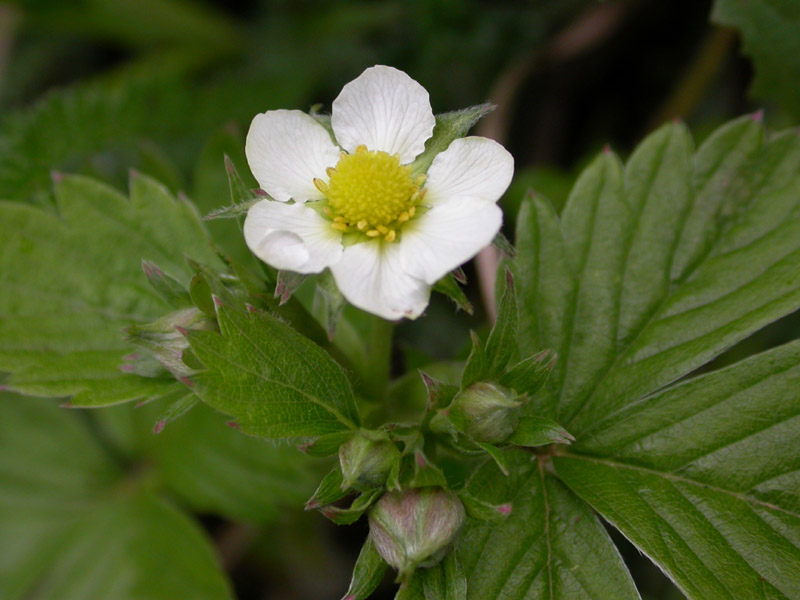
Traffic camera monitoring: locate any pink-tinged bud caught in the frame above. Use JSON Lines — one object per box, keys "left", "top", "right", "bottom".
{"left": 448, "top": 382, "right": 521, "bottom": 443}
{"left": 368, "top": 487, "right": 465, "bottom": 579}
{"left": 125, "top": 307, "right": 214, "bottom": 377}
{"left": 339, "top": 432, "right": 399, "bottom": 492}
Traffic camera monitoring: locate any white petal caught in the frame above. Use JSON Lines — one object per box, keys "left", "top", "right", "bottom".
{"left": 245, "top": 109, "right": 341, "bottom": 202}
{"left": 331, "top": 65, "right": 435, "bottom": 164}
{"left": 424, "top": 137, "right": 514, "bottom": 205}
{"left": 243, "top": 200, "right": 342, "bottom": 274}
{"left": 330, "top": 241, "right": 430, "bottom": 320}
{"left": 398, "top": 199, "right": 503, "bottom": 285}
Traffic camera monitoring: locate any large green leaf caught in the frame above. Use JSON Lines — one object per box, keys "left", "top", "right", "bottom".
{"left": 512, "top": 115, "right": 800, "bottom": 599}
{"left": 0, "top": 395, "right": 232, "bottom": 600}
{"left": 516, "top": 117, "right": 800, "bottom": 434}
{"left": 0, "top": 174, "right": 221, "bottom": 406}
{"left": 555, "top": 340, "right": 800, "bottom": 598}
{"left": 455, "top": 451, "right": 640, "bottom": 600}
{"left": 187, "top": 303, "right": 360, "bottom": 439}
{"left": 712, "top": 0, "right": 800, "bottom": 119}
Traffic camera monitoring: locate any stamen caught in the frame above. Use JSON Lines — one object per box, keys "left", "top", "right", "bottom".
{"left": 320, "top": 148, "right": 425, "bottom": 239}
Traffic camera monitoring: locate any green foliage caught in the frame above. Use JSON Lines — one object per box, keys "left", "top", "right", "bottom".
{"left": 713, "top": 0, "right": 800, "bottom": 119}
{"left": 511, "top": 116, "right": 800, "bottom": 598}
{"left": 0, "top": 173, "right": 220, "bottom": 406}
{"left": 456, "top": 452, "right": 640, "bottom": 600}
{"left": 555, "top": 339, "right": 800, "bottom": 598}
{"left": 0, "top": 395, "right": 232, "bottom": 600}
{"left": 186, "top": 303, "right": 360, "bottom": 439}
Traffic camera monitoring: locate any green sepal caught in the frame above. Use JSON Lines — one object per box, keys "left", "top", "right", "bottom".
{"left": 203, "top": 199, "right": 257, "bottom": 220}
{"left": 432, "top": 273, "right": 473, "bottom": 314}
{"left": 460, "top": 331, "right": 488, "bottom": 389}
{"left": 142, "top": 260, "right": 191, "bottom": 308}
{"left": 225, "top": 154, "right": 261, "bottom": 206}
{"left": 484, "top": 270, "right": 519, "bottom": 379}
{"left": 507, "top": 416, "right": 574, "bottom": 447}
{"left": 297, "top": 431, "right": 354, "bottom": 457}
{"left": 498, "top": 349, "right": 555, "bottom": 395}
{"left": 458, "top": 491, "right": 513, "bottom": 522}
{"left": 305, "top": 464, "right": 348, "bottom": 511}
{"left": 275, "top": 270, "right": 308, "bottom": 305}
{"left": 401, "top": 450, "right": 448, "bottom": 489}
{"left": 492, "top": 231, "right": 516, "bottom": 258}
{"left": 475, "top": 441, "right": 510, "bottom": 476}
{"left": 341, "top": 537, "right": 387, "bottom": 600}
{"left": 152, "top": 393, "right": 200, "bottom": 434}
{"left": 314, "top": 270, "right": 346, "bottom": 340}
{"left": 321, "top": 488, "right": 383, "bottom": 525}
{"left": 419, "top": 371, "right": 459, "bottom": 412}
{"left": 411, "top": 104, "right": 496, "bottom": 176}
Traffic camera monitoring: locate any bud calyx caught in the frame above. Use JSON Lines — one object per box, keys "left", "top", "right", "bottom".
{"left": 447, "top": 382, "right": 522, "bottom": 443}
{"left": 339, "top": 432, "right": 399, "bottom": 491}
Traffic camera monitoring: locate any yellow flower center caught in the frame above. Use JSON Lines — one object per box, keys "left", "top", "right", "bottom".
{"left": 314, "top": 145, "right": 425, "bottom": 242}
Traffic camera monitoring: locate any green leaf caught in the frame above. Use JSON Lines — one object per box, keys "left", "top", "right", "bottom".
{"left": 146, "top": 404, "right": 318, "bottom": 523}
{"left": 187, "top": 303, "right": 360, "bottom": 439}
{"left": 514, "top": 117, "right": 800, "bottom": 435}
{"left": 457, "top": 451, "right": 641, "bottom": 600}
{"left": 0, "top": 174, "right": 222, "bottom": 406}
{"left": 0, "top": 396, "right": 233, "bottom": 600}
{"left": 557, "top": 340, "right": 800, "bottom": 596}
{"left": 342, "top": 537, "right": 388, "bottom": 600}
{"left": 556, "top": 441, "right": 800, "bottom": 597}
{"left": 410, "top": 104, "right": 495, "bottom": 176}
{"left": 484, "top": 270, "right": 519, "bottom": 379}
{"left": 507, "top": 416, "right": 574, "bottom": 448}
{"left": 712, "top": 0, "right": 800, "bottom": 119}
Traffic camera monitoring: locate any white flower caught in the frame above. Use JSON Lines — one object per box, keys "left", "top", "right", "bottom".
{"left": 243, "top": 65, "right": 514, "bottom": 320}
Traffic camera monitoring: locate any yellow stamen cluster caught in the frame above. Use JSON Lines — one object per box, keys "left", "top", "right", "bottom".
{"left": 314, "top": 145, "right": 425, "bottom": 242}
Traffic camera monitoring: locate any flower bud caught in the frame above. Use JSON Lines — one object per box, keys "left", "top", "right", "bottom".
{"left": 368, "top": 487, "right": 465, "bottom": 579}
{"left": 447, "top": 382, "right": 521, "bottom": 443}
{"left": 125, "top": 307, "right": 214, "bottom": 377}
{"left": 339, "top": 432, "right": 399, "bottom": 491}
